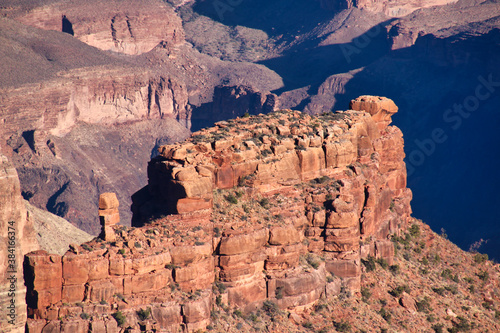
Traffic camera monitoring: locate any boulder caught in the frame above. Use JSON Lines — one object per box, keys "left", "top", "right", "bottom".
{"left": 219, "top": 229, "right": 269, "bottom": 256}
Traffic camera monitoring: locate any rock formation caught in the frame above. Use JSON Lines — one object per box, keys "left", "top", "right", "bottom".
{"left": 23, "top": 96, "right": 413, "bottom": 332}
{"left": 99, "top": 193, "right": 120, "bottom": 242}
{"left": 0, "top": 155, "right": 39, "bottom": 332}
{"left": 3, "top": 0, "right": 184, "bottom": 55}
{"left": 317, "top": 0, "right": 458, "bottom": 17}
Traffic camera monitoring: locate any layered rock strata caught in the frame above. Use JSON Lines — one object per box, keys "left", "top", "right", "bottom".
{"left": 99, "top": 193, "right": 120, "bottom": 242}
{"left": 0, "top": 67, "right": 189, "bottom": 148}
{"left": 4, "top": 0, "right": 183, "bottom": 55}
{"left": 24, "top": 96, "right": 412, "bottom": 332}
{"left": 0, "top": 155, "right": 38, "bottom": 332}
{"left": 318, "top": 0, "right": 458, "bottom": 17}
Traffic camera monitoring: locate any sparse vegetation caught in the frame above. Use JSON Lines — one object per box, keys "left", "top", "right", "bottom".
{"left": 334, "top": 320, "right": 352, "bottom": 332}
{"left": 361, "top": 287, "right": 372, "bottom": 302}
{"left": 137, "top": 307, "right": 151, "bottom": 321}
{"left": 225, "top": 194, "right": 238, "bottom": 204}
{"left": 474, "top": 253, "right": 489, "bottom": 264}
{"left": 389, "top": 285, "right": 410, "bottom": 297}
{"left": 259, "top": 198, "right": 270, "bottom": 209}
{"left": 362, "top": 256, "right": 377, "bottom": 272}
{"left": 112, "top": 311, "right": 126, "bottom": 327}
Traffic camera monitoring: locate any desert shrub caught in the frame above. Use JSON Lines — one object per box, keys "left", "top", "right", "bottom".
{"left": 432, "top": 253, "right": 441, "bottom": 264}
{"left": 233, "top": 309, "right": 244, "bottom": 318}
{"left": 448, "top": 316, "right": 472, "bottom": 332}
{"left": 261, "top": 149, "right": 272, "bottom": 158}
{"left": 306, "top": 254, "right": 320, "bottom": 269}
{"left": 441, "top": 269, "right": 454, "bottom": 280}
{"left": 361, "top": 256, "right": 377, "bottom": 272}
{"left": 389, "top": 285, "right": 410, "bottom": 297}
{"left": 112, "top": 311, "right": 126, "bottom": 327}
{"left": 137, "top": 307, "right": 151, "bottom": 321}
{"left": 389, "top": 264, "right": 400, "bottom": 275}
{"left": 376, "top": 258, "right": 389, "bottom": 270}
{"left": 416, "top": 297, "right": 432, "bottom": 313}
{"left": 225, "top": 194, "right": 238, "bottom": 204}
{"left": 409, "top": 224, "right": 421, "bottom": 238}
{"left": 80, "top": 312, "right": 89, "bottom": 320}
{"left": 214, "top": 281, "right": 226, "bottom": 294}
{"left": 259, "top": 198, "right": 270, "bottom": 209}
{"left": 302, "top": 322, "right": 313, "bottom": 329}
{"left": 361, "top": 287, "right": 372, "bottom": 302}
{"left": 379, "top": 308, "right": 392, "bottom": 323}
{"left": 262, "top": 300, "right": 280, "bottom": 317}
{"left": 477, "top": 270, "right": 489, "bottom": 281}
{"left": 431, "top": 323, "right": 444, "bottom": 333}
{"left": 432, "top": 287, "right": 446, "bottom": 296}
{"left": 473, "top": 253, "right": 488, "bottom": 264}
{"left": 334, "top": 320, "right": 351, "bottom": 332}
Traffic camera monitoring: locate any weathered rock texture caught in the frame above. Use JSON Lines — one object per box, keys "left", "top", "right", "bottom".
{"left": 99, "top": 193, "right": 120, "bottom": 242}
{"left": 0, "top": 67, "right": 189, "bottom": 144}
{"left": 5, "top": 0, "right": 184, "bottom": 55}
{"left": 0, "top": 155, "right": 39, "bottom": 332}
{"left": 24, "top": 96, "right": 412, "bottom": 332}
{"left": 318, "top": 0, "right": 458, "bottom": 17}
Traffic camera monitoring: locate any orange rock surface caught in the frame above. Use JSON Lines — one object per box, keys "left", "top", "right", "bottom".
{"left": 24, "top": 96, "right": 415, "bottom": 332}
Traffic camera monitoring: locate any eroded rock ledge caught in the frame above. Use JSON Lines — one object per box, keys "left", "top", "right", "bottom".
{"left": 25, "top": 96, "right": 412, "bottom": 332}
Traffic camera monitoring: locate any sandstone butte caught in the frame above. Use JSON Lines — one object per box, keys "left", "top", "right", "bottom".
{"left": 3, "top": 95, "right": 409, "bottom": 333}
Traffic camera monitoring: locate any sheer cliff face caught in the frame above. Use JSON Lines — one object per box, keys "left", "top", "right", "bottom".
{"left": 23, "top": 96, "right": 412, "bottom": 332}
{"left": 0, "top": 155, "right": 38, "bottom": 332}
{"left": 5, "top": 0, "right": 184, "bottom": 55}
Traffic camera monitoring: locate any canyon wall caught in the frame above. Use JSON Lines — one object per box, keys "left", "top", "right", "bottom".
{"left": 4, "top": 0, "right": 183, "bottom": 55}
{"left": 1, "top": 67, "right": 188, "bottom": 149}
{"left": 318, "top": 0, "right": 458, "bottom": 17}
{"left": 0, "top": 155, "right": 39, "bottom": 332}
{"left": 24, "top": 96, "right": 412, "bottom": 332}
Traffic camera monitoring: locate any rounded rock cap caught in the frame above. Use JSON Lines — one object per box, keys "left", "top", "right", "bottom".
{"left": 99, "top": 192, "right": 119, "bottom": 209}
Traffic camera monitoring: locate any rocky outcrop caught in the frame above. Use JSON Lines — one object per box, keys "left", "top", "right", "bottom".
{"left": 22, "top": 96, "right": 412, "bottom": 332}
{"left": 385, "top": 0, "right": 500, "bottom": 49}
{"left": 0, "top": 155, "right": 39, "bottom": 332}
{"left": 317, "top": 0, "right": 458, "bottom": 17}
{"left": 4, "top": 0, "right": 184, "bottom": 55}
{"left": 98, "top": 193, "right": 120, "bottom": 242}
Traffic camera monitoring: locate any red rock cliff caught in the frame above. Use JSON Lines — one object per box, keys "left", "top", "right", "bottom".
{"left": 4, "top": 0, "right": 184, "bottom": 55}
{"left": 24, "top": 96, "right": 412, "bottom": 332}
{"left": 0, "top": 154, "right": 39, "bottom": 332}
